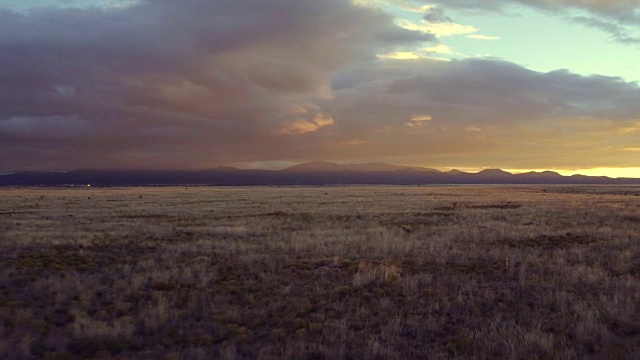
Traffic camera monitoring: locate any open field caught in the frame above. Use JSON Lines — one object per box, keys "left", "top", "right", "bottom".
{"left": 0, "top": 185, "right": 639, "bottom": 359}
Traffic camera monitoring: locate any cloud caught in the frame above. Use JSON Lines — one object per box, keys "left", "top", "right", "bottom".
{"left": 422, "top": 6, "right": 453, "bottom": 23}
{"left": 430, "top": 0, "right": 640, "bottom": 19}
{"left": 406, "top": 114, "right": 433, "bottom": 127}
{"left": 468, "top": 34, "right": 501, "bottom": 40}
{"left": 396, "top": 18, "right": 477, "bottom": 37}
{"left": 411, "top": 115, "right": 433, "bottom": 122}
{"left": 427, "top": 0, "right": 640, "bottom": 44}
{"left": 378, "top": 51, "right": 422, "bottom": 59}
{"left": 334, "top": 59, "right": 640, "bottom": 124}
{"left": 527, "top": 0, "right": 640, "bottom": 21}
{"left": 325, "top": 58, "right": 640, "bottom": 168}
{"left": 1, "top": 0, "right": 639, "bottom": 171}
{"left": 422, "top": 44, "right": 454, "bottom": 54}
{"left": 280, "top": 114, "right": 335, "bottom": 135}
{"left": 378, "top": 44, "right": 455, "bottom": 60}
{"left": 572, "top": 16, "right": 640, "bottom": 44}
{"left": 0, "top": 0, "right": 427, "bottom": 170}
{"left": 353, "top": 0, "right": 433, "bottom": 13}
{"left": 0, "top": 0, "right": 142, "bottom": 12}
{"left": 0, "top": 115, "right": 92, "bottom": 137}
{"left": 359, "top": 0, "right": 639, "bottom": 45}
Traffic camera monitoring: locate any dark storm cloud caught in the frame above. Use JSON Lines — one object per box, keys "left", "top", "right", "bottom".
{"left": 0, "top": 0, "right": 429, "bottom": 170}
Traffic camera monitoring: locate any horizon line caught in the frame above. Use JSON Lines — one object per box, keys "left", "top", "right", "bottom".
{"left": 2, "top": 162, "right": 640, "bottom": 179}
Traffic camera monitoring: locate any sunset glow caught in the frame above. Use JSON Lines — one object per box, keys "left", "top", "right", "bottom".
{"left": 0, "top": 0, "right": 639, "bottom": 177}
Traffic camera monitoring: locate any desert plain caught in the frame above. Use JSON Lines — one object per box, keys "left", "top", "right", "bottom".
{"left": 0, "top": 185, "right": 638, "bottom": 359}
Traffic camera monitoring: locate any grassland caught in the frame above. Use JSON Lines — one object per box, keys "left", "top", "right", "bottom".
{"left": 0, "top": 185, "right": 638, "bottom": 359}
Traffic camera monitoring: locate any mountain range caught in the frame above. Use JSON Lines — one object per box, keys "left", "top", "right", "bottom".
{"left": 1, "top": 161, "right": 639, "bottom": 186}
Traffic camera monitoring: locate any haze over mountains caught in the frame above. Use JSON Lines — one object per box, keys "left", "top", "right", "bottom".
{"left": 1, "top": 162, "right": 639, "bottom": 186}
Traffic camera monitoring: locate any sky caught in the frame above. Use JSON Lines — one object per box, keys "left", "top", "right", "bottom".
{"left": 0, "top": 0, "right": 639, "bottom": 176}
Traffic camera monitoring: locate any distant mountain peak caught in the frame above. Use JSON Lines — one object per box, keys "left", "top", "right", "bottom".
{"left": 284, "top": 161, "right": 439, "bottom": 173}
{"left": 477, "top": 169, "right": 512, "bottom": 176}
{"left": 519, "top": 170, "right": 562, "bottom": 177}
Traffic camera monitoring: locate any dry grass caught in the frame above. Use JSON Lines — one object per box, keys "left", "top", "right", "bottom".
{"left": 0, "top": 185, "right": 638, "bottom": 359}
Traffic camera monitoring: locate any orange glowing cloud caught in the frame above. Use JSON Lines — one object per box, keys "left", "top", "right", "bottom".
{"left": 280, "top": 115, "right": 335, "bottom": 135}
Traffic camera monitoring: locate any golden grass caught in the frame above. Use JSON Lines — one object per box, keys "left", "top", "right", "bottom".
{"left": 0, "top": 185, "right": 638, "bottom": 359}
